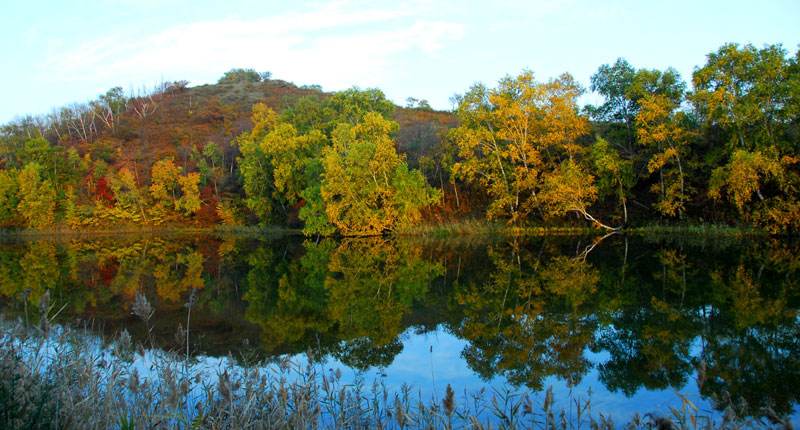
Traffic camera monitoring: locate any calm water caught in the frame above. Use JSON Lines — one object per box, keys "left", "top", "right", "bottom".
{"left": 0, "top": 233, "right": 798, "bottom": 422}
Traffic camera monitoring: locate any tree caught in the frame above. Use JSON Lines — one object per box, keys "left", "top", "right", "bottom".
{"left": 149, "top": 158, "right": 182, "bottom": 208}
{"left": 91, "top": 87, "right": 127, "bottom": 133}
{"left": 692, "top": 43, "right": 793, "bottom": 151}
{"left": 405, "top": 97, "right": 432, "bottom": 110}
{"left": 17, "top": 162, "right": 57, "bottom": 229}
{"left": 109, "top": 168, "right": 148, "bottom": 222}
{"left": 708, "top": 149, "right": 785, "bottom": 211}
{"left": 539, "top": 160, "right": 614, "bottom": 230}
{"left": 0, "top": 169, "right": 19, "bottom": 225}
{"left": 320, "top": 112, "right": 439, "bottom": 235}
{"left": 693, "top": 43, "right": 799, "bottom": 230}
{"left": 238, "top": 90, "right": 434, "bottom": 235}
{"left": 281, "top": 88, "right": 395, "bottom": 137}
{"left": 591, "top": 138, "right": 634, "bottom": 224}
{"left": 217, "top": 68, "right": 264, "bottom": 84}
{"left": 148, "top": 157, "right": 201, "bottom": 218}
{"left": 588, "top": 58, "right": 638, "bottom": 149}
{"left": 299, "top": 159, "right": 336, "bottom": 236}
{"left": 390, "top": 163, "right": 440, "bottom": 227}
{"left": 237, "top": 103, "right": 327, "bottom": 224}
{"left": 194, "top": 142, "right": 225, "bottom": 197}
{"left": 177, "top": 172, "right": 201, "bottom": 215}
{"left": 237, "top": 104, "right": 278, "bottom": 222}
{"left": 636, "top": 94, "right": 692, "bottom": 217}
{"left": 324, "top": 88, "right": 395, "bottom": 128}
{"left": 260, "top": 121, "right": 326, "bottom": 207}
{"left": 450, "top": 70, "right": 613, "bottom": 228}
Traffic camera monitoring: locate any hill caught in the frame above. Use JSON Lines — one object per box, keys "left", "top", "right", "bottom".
{"left": 2, "top": 44, "right": 799, "bottom": 235}
{"left": 0, "top": 73, "right": 461, "bottom": 229}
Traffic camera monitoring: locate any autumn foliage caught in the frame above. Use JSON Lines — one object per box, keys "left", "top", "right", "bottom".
{"left": 0, "top": 45, "right": 798, "bottom": 234}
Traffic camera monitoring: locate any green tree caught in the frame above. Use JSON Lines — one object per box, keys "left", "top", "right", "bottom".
{"left": 299, "top": 159, "right": 336, "bottom": 236}
{"left": 0, "top": 169, "right": 19, "bottom": 226}
{"left": 591, "top": 137, "right": 634, "bottom": 224}
{"left": 692, "top": 43, "right": 793, "bottom": 151}
{"left": 218, "top": 68, "right": 264, "bottom": 84}
{"left": 237, "top": 104, "right": 278, "bottom": 222}
{"left": 588, "top": 58, "right": 638, "bottom": 150}
{"left": 194, "top": 142, "right": 225, "bottom": 196}
{"left": 237, "top": 103, "right": 327, "bottom": 224}
{"left": 281, "top": 88, "right": 395, "bottom": 135}
{"left": 588, "top": 59, "right": 684, "bottom": 152}
{"left": 320, "top": 112, "right": 439, "bottom": 235}
{"left": 692, "top": 43, "right": 799, "bottom": 231}
{"left": 260, "top": 121, "right": 326, "bottom": 207}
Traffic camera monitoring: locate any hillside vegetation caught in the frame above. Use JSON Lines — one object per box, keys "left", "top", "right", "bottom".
{"left": 1, "top": 43, "right": 799, "bottom": 235}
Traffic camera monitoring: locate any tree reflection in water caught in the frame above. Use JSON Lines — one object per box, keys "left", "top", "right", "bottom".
{"left": 0, "top": 234, "right": 797, "bottom": 416}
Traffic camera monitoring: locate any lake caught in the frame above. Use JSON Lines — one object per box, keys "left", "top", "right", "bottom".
{"left": 0, "top": 232, "right": 798, "bottom": 423}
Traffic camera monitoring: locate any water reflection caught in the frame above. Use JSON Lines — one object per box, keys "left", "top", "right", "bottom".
{"left": 0, "top": 233, "right": 798, "bottom": 416}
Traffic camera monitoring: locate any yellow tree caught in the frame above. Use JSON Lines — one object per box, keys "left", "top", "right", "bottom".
{"left": 636, "top": 94, "right": 691, "bottom": 217}
{"left": 708, "top": 149, "right": 799, "bottom": 232}
{"left": 17, "top": 162, "right": 57, "bottom": 229}
{"left": 148, "top": 158, "right": 201, "bottom": 218}
{"left": 538, "top": 160, "right": 615, "bottom": 230}
{"left": 149, "top": 158, "right": 181, "bottom": 208}
{"left": 177, "top": 172, "right": 201, "bottom": 215}
{"left": 258, "top": 115, "right": 327, "bottom": 207}
{"left": 237, "top": 103, "right": 328, "bottom": 224}
{"left": 450, "top": 70, "right": 613, "bottom": 228}
{"left": 709, "top": 149, "right": 784, "bottom": 211}
{"left": 321, "top": 112, "right": 439, "bottom": 236}
{"left": 109, "top": 167, "right": 148, "bottom": 222}
{"left": 237, "top": 104, "right": 279, "bottom": 222}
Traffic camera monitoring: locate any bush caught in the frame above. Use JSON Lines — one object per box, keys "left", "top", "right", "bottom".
{"left": 217, "top": 68, "right": 269, "bottom": 84}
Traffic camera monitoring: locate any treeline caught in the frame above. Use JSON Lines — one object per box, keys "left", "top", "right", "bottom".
{"left": 0, "top": 45, "right": 798, "bottom": 235}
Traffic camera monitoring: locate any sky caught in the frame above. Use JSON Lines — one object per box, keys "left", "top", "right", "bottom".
{"left": 1, "top": 0, "right": 799, "bottom": 123}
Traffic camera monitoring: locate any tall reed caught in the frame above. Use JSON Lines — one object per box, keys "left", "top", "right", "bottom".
{"left": 0, "top": 311, "right": 787, "bottom": 430}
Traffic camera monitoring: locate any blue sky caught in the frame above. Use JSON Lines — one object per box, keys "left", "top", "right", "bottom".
{"left": 1, "top": 0, "right": 798, "bottom": 123}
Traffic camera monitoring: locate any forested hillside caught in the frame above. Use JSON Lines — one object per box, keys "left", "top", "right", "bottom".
{"left": 1, "top": 43, "right": 798, "bottom": 235}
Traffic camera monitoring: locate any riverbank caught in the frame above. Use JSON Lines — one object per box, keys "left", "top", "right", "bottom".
{"left": 0, "top": 221, "right": 773, "bottom": 240}
{"left": 396, "top": 220, "right": 769, "bottom": 238}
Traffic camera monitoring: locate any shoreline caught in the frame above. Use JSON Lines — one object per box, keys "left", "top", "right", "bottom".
{"left": 0, "top": 222, "right": 773, "bottom": 239}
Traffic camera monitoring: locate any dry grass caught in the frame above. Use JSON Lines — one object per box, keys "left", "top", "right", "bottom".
{"left": 0, "top": 297, "right": 789, "bottom": 429}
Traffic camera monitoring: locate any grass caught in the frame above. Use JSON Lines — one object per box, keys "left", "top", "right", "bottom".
{"left": 0, "top": 218, "right": 775, "bottom": 241}
{"left": 0, "top": 296, "right": 791, "bottom": 429}
{"left": 627, "top": 223, "right": 767, "bottom": 237}
{"left": 211, "top": 224, "right": 302, "bottom": 236}
{"left": 395, "top": 220, "right": 596, "bottom": 238}
{"left": 397, "top": 220, "right": 774, "bottom": 239}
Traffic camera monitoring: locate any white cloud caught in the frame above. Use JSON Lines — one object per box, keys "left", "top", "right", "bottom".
{"left": 43, "top": 1, "right": 464, "bottom": 93}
